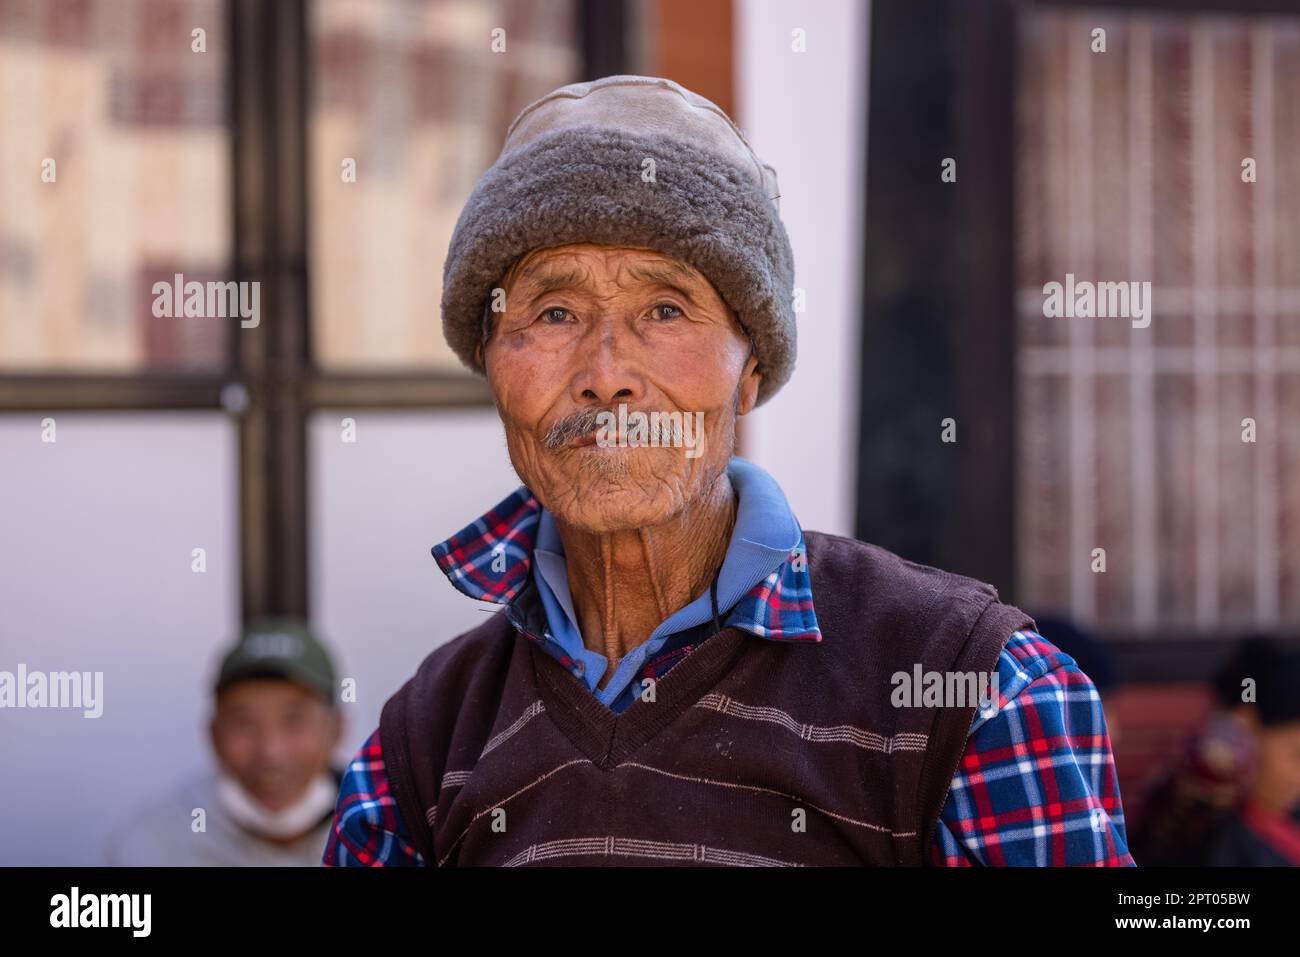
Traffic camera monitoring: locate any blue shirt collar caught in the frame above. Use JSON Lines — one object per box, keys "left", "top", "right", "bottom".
{"left": 431, "top": 456, "right": 820, "bottom": 643}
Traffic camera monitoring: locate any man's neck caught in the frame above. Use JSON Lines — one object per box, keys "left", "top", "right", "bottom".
{"left": 556, "top": 472, "right": 737, "bottom": 686}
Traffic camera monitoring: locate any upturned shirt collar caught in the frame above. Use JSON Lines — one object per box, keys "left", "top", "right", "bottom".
{"left": 431, "top": 456, "right": 821, "bottom": 645}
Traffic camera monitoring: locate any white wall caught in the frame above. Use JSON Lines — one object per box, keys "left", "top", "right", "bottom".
{"left": 0, "top": 413, "right": 239, "bottom": 866}
{"left": 735, "top": 0, "right": 869, "bottom": 537}
{"left": 308, "top": 409, "right": 520, "bottom": 758}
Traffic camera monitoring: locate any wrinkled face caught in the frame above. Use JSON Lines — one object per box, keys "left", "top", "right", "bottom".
{"left": 480, "top": 243, "right": 761, "bottom": 532}
{"left": 210, "top": 680, "right": 340, "bottom": 812}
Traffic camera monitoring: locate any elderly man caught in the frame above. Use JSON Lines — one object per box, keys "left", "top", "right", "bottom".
{"left": 324, "top": 75, "right": 1132, "bottom": 867}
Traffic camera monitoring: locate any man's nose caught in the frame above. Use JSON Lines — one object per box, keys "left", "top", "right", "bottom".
{"left": 252, "top": 729, "right": 290, "bottom": 764}
{"left": 569, "top": 324, "right": 645, "bottom": 406}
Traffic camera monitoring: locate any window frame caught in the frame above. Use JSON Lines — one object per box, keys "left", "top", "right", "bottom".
{"left": 0, "top": 0, "right": 631, "bottom": 619}
{"left": 856, "top": 0, "right": 1299, "bottom": 680}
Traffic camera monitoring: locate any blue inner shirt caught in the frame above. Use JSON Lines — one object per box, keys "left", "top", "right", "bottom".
{"left": 530, "top": 456, "right": 804, "bottom": 712}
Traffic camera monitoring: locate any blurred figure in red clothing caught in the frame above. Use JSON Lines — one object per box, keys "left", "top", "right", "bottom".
{"left": 1196, "top": 641, "right": 1300, "bottom": 865}
{"left": 1133, "top": 637, "right": 1300, "bottom": 866}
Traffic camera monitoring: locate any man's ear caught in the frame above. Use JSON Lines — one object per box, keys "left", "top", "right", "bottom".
{"left": 736, "top": 353, "right": 762, "bottom": 416}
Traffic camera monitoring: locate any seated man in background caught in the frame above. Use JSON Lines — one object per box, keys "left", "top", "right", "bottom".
{"left": 107, "top": 619, "right": 344, "bottom": 866}
{"left": 1130, "top": 635, "right": 1270, "bottom": 866}
{"left": 1194, "top": 642, "right": 1300, "bottom": 866}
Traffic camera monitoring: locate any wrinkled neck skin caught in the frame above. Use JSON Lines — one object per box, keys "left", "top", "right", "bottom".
{"left": 557, "top": 469, "right": 737, "bottom": 687}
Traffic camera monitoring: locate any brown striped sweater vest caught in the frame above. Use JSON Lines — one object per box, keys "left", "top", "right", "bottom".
{"left": 380, "top": 529, "right": 1034, "bottom": 866}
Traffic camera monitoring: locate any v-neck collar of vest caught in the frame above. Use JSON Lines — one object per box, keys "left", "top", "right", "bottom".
{"left": 529, "top": 624, "right": 749, "bottom": 769}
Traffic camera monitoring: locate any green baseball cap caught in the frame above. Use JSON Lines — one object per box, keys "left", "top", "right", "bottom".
{"left": 214, "top": 618, "right": 337, "bottom": 706}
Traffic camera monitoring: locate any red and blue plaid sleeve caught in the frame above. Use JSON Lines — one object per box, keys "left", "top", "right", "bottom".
{"left": 930, "top": 629, "right": 1135, "bottom": 866}
{"left": 322, "top": 727, "right": 425, "bottom": 867}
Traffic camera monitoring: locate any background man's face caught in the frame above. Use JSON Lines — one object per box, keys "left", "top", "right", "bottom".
{"left": 1251, "top": 719, "right": 1300, "bottom": 814}
{"left": 482, "top": 243, "right": 761, "bottom": 532}
{"left": 210, "top": 680, "right": 340, "bottom": 812}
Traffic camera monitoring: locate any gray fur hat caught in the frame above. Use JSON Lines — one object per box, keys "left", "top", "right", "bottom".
{"left": 440, "top": 74, "right": 796, "bottom": 406}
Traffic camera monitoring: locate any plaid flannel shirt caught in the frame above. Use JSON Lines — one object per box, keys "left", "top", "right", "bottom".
{"left": 325, "top": 473, "right": 1134, "bottom": 867}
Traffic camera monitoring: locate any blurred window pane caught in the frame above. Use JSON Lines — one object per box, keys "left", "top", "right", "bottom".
{"left": 309, "top": 0, "right": 580, "bottom": 370}
{"left": 0, "top": 0, "right": 232, "bottom": 372}
{"left": 0, "top": 411, "right": 239, "bottom": 864}
{"left": 1015, "top": 10, "right": 1300, "bottom": 633}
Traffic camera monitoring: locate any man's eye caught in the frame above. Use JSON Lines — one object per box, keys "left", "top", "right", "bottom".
{"left": 651, "top": 303, "right": 682, "bottom": 321}
{"left": 539, "top": 307, "right": 571, "bottom": 324}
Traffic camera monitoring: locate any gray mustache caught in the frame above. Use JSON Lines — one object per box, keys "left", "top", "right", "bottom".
{"left": 542, "top": 407, "right": 609, "bottom": 449}
{"left": 542, "top": 406, "right": 688, "bottom": 449}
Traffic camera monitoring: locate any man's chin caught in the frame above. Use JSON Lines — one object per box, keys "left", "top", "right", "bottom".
{"left": 566, "top": 442, "right": 697, "bottom": 471}
{"left": 247, "top": 784, "right": 305, "bottom": 812}
{"left": 548, "top": 475, "right": 686, "bottom": 534}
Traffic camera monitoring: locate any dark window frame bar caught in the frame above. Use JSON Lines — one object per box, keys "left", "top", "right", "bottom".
{"left": 856, "top": 0, "right": 1018, "bottom": 603}
{"left": 1030, "top": 0, "right": 1300, "bottom": 15}
{"left": 0, "top": 374, "right": 230, "bottom": 410}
